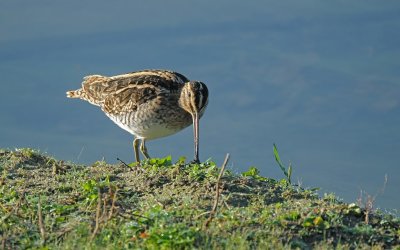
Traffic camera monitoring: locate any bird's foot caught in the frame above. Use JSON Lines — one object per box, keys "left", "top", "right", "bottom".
{"left": 190, "top": 159, "right": 201, "bottom": 164}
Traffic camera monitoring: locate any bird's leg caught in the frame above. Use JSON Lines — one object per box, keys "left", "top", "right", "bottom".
{"left": 140, "top": 139, "right": 150, "bottom": 159}
{"left": 133, "top": 138, "right": 141, "bottom": 164}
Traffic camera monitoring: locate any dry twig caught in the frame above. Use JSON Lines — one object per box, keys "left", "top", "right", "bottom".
{"left": 90, "top": 188, "right": 102, "bottom": 241}
{"left": 117, "top": 158, "right": 130, "bottom": 168}
{"left": 108, "top": 187, "right": 118, "bottom": 220}
{"left": 203, "top": 153, "right": 230, "bottom": 229}
{"left": 194, "top": 211, "right": 211, "bottom": 220}
{"left": 37, "top": 196, "right": 46, "bottom": 244}
{"left": 102, "top": 195, "right": 108, "bottom": 223}
{"left": 358, "top": 175, "right": 388, "bottom": 224}
{"left": 1, "top": 233, "right": 6, "bottom": 250}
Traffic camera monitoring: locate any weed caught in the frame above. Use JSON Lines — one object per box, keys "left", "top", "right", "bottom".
{"left": 357, "top": 175, "right": 388, "bottom": 224}
{"left": 241, "top": 166, "right": 267, "bottom": 181}
{"left": 273, "top": 143, "right": 292, "bottom": 184}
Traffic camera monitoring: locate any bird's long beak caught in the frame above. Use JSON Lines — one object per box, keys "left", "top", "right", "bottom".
{"left": 192, "top": 112, "right": 200, "bottom": 163}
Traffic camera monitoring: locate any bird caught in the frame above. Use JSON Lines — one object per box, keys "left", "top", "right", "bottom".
{"left": 66, "top": 69, "right": 209, "bottom": 164}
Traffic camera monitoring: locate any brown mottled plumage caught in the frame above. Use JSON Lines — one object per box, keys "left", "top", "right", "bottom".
{"left": 66, "top": 69, "right": 209, "bottom": 163}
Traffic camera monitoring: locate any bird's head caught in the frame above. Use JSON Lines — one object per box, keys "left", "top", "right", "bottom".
{"left": 179, "top": 81, "right": 209, "bottom": 117}
{"left": 179, "top": 81, "right": 209, "bottom": 163}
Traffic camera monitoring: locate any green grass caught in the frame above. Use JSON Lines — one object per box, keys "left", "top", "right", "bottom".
{"left": 0, "top": 148, "right": 399, "bottom": 249}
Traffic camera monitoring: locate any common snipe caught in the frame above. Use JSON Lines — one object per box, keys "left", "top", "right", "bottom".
{"left": 66, "top": 69, "right": 209, "bottom": 164}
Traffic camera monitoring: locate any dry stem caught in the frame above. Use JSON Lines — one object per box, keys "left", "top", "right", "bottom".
{"left": 1, "top": 233, "right": 6, "bottom": 250}
{"left": 38, "top": 196, "right": 46, "bottom": 244}
{"left": 90, "top": 188, "right": 102, "bottom": 241}
{"left": 357, "top": 174, "right": 388, "bottom": 224}
{"left": 203, "top": 153, "right": 230, "bottom": 229}
{"left": 108, "top": 187, "right": 118, "bottom": 220}
{"left": 117, "top": 157, "right": 130, "bottom": 168}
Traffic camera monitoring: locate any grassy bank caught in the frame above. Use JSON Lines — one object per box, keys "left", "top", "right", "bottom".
{"left": 0, "top": 148, "right": 399, "bottom": 249}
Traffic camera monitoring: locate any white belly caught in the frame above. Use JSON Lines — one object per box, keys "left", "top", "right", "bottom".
{"left": 107, "top": 114, "right": 185, "bottom": 140}
{"left": 129, "top": 123, "right": 182, "bottom": 140}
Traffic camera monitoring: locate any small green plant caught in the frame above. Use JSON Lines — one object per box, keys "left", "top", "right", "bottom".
{"left": 82, "top": 179, "right": 100, "bottom": 204}
{"left": 302, "top": 215, "right": 330, "bottom": 229}
{"left": 175, "top": 156, "right": 186, "bottom": 165}
{"left": 17, "top": 148, "right": 37, "bottom": 158}
{"left": 186, "top": 160, "right": 217, "bottom": 181}
{"left": 242, "top": 167, "right": 267, "bottom": 181}
{"left": 273, "top": 143, "right": 292, "bottom": 184}
{"left": 145, "top": 155, "right": 173, "bottom": 169}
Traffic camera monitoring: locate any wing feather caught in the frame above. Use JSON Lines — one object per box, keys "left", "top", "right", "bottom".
{"left": 80, "top": 70, "right": 188, "bottom": 106}
{"left": 102, "top": 85, "right": 159, "bottom": 115}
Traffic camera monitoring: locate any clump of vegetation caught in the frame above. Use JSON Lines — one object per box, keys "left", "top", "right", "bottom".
{"left": 273, "top": 143, "right": 292, "bottom": 184}
{"left": 0, "top": 148, "right": 399, "bottom": 249}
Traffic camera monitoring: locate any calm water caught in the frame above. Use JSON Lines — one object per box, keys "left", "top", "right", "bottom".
{"left": 1, "top": 1, "right": 399, "bottom": 210}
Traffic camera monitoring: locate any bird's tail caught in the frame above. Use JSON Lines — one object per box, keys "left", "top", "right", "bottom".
{"left": 66, "top": 89, "right": 83, "bottom": 98}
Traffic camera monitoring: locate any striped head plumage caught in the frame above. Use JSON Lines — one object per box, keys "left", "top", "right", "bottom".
{"left": 179, "top": 81, "right": 209, "bottom": 117}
